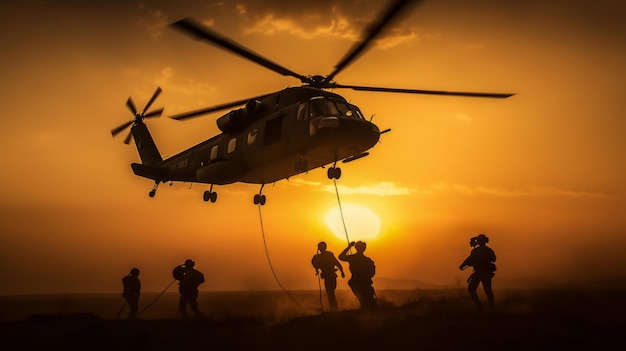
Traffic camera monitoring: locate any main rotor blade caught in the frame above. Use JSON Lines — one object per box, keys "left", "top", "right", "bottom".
{"left": 111, "top": 120, "right": 134, "bottom": 137}
{"left": 169, "top": 93, "right": 271, "bottom": 121}
{"left": 142, "top": 87, "right": 162, "bottom": 115}
{"left": 335, "top": 84, "right": 515, "bottom": 98}
{"left": 143, "top": 107, "right": 164, "bottom": 119}
{"left": 126, "top": 97, "right": 137, "bottom": 116}
{"left": 326, "top": 0, "right": 421, "bottom": 82}
{"left": 171, "top": 18, "right": 310, "bottom": 84}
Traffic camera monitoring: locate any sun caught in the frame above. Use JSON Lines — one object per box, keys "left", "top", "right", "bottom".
{"left": 324, "top": 203, "right": 381, "bottom": 242}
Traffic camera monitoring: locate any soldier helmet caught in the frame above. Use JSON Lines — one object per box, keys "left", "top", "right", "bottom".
{"left": 476, "top": 234, "right": 489, "bottom": 244}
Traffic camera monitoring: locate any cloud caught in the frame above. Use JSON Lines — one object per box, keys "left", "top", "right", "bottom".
{"left": 137, "top": 8, "right": 169, "bottom": 38}
{"left": 236, "top": 2, "right": 419, "bottom": 49}
{"left": 154, "top": 67, "right": 216, "bottom": 97}
{"left": 428, "top": 183, "right": 610, "bottom": 198}
{"left": 281, "top": 179, "right": 609, "bottom": 199}
{"left": 242, "top": 9, "right": 360, "bottom": 41}
{"left": 284, "top": 179, "right": 421, "bottom": 196}
{"left": 329, "top": 182, "right": 417, "bottom": 196}
{"left": 373, "top": 28, "right": 419, "bottom": 50}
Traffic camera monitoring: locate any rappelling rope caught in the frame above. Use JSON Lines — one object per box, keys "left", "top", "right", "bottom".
{"left": 257, "top": 204, "right": 318, "bottom": 311}
{"left": 317, "top": 272, "right": 324, "bottom": 311}
{"left": 333, "top": 178, "right": 351, "bottom": 245}
{"left": 116, "top": 301, "right": 127, "bottom": 319}
{"left": 136, "top": 279, "right": 177, "bottom": 317}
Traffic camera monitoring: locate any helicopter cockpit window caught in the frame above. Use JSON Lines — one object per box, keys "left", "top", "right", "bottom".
{"left": 228, "top": 137, "right": 237, "bottom": 153}
{"left": 336, "top": 102, "right": 351, "bottom": 117}
{"left": 309, "top": 99, "right": 364, "bottom": 120}
{"left": 311, "top": 100, "right": 340, "bottom": 117}
{"left": 210, "top": 145, "right": 219, "bottom": 161}
{"left": 247, "top": 129, "right": 257, "bottom": 145}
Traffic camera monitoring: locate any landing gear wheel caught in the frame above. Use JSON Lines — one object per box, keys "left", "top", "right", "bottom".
{"left": 254, "top": 194, "right": 267, "bottom": 206}
{"left": 203, "top": 191, "right": 218, "bottom": 203}
{"left": 327, "top": 167, "right": 342, "bottom": 179}
{"left": 149, "top": 182, "right": 159, "bottom": 197}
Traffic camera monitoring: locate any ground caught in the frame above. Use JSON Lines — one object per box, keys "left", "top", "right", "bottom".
{"left": 1, "top": 289, "right": 625, "bottom": 350}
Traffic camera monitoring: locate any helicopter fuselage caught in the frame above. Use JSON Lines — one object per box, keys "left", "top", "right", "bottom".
{"left": 130, "top": 87, "right": 380, "bottom": 187}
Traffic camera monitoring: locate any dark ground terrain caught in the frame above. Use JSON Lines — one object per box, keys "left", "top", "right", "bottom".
{"left": 1, "top": 289, "right": 625, "bottom": 350}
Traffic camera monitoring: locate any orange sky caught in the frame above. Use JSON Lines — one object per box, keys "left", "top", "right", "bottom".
{"left": 0, "top": 0, "right": 624, "bottom": 295}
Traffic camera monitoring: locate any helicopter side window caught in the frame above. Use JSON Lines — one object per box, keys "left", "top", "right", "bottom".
{"left": 176, "top": 159, "right": 189, "bottom": 170}
{"left": 349, "top": 104, "right": 365, "bottom": 119}
{"left": 247, "top": 129, "right": 257, "bottom": 145}
{"left": 297, "top": 104, "right": 307, "bottom": 120}
{"left": 210, "top": 145, "right": 219, "bottom": 161}
{"left": 228, "top": 137, "right": 237, "bottom": 153}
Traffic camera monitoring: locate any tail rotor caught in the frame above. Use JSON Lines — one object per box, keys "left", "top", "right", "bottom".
{"left": 111, "top": 87, "right": 164, "bottom": 144}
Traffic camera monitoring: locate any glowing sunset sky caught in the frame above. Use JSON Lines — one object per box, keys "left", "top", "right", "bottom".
{"left": 0, "top": 0, "right": 624, "bottom": 295}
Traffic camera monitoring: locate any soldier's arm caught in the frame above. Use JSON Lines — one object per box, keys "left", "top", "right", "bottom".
{"left": 334, "top": 256, "right": 345, "bottom": 275}
{"left": 338, "top": 246, "right": 350, "bottom": 261}
{"left": 460, "top": 254, "right": 473, "bottom": 270}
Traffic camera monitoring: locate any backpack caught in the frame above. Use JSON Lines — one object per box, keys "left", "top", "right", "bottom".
{"left": 172, "top": 265, "right": 186, "bottom": 280}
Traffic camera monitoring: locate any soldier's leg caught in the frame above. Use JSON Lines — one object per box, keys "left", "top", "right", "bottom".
{"left": 179, "top": 293, "right": 189, "bottom": 318}
{"left": 467, "top": 274, "right": 482, "bottom": 310}
{"left": 325, "top": 277, "right": 338, "bottom": 311}
{"left": 348, "top": 279, "right": 362, "bottom": 305}
{"left": 128, "top": 297, "right": 139, "bottom": 319}
{"left": 483, "top": 276, "right": 495, "bottom": 309}
{"left": 188, "top": 290, "right": 203, "bottom": 318}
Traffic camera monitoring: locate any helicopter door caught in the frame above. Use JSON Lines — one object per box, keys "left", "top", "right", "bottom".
{"left": 264, "top": 115, "right": 283, "bottom": 146}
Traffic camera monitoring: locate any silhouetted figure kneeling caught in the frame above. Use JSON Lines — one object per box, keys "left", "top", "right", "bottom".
{"left": 339, "top": 241, "right": 376, "bottom": 310}
{"left": 173, "top": 259, "right": 205, "bottom": 319}
{"left": 460, "top": 234, "right": 497, "bottom": 311}
{"left": 122, "top": 268, "right": 141, "bottom": 319}
{"left": 312, "top": 241, "right": 345, "bottom": 312}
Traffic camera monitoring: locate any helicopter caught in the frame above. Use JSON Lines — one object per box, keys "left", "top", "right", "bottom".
{"left": 111, "top": 0, "right": 513, "bottom": 205}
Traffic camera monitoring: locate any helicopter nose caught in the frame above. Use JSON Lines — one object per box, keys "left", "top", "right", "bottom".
{"left": 317, "top": 116, "right": 340, "bottom": 129}
{"left": 310, "top": 116, "right": 380, "bottom": 148}
{"left": 309, "top": 116, "right": 339, "bottom": 136}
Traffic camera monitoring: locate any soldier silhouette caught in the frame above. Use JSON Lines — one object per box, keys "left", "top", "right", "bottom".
{"left": 312, "top": 241, "right": 345, "bottom": 311}
{"left": 339, "top": 241, "right": 376, "bottom": 310}
{"left": 121, "top": 268, "right": 141, "bottom": 319}
{"left": 460, "top": 234, "right": 497, "bottom": 311}
{"left": 173, "top": 259, "right": 205, "bottom": 319}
